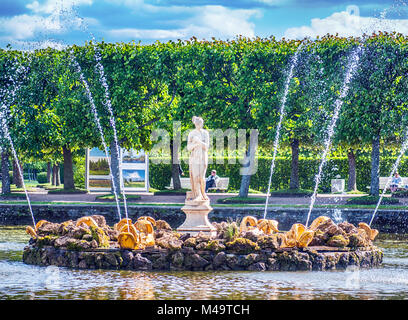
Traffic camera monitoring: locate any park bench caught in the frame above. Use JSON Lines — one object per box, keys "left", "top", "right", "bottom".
{"left": 166, "top": 177, "right": 229, "bottom": 192}
{"left": 366, "top": 176, "right": 408, "bottom": 191}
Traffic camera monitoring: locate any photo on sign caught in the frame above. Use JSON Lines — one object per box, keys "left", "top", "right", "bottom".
{"left": 122, "top": 150, "right": 146, "bottom": 164}
{"left": 122, "top": 169, "right": 145, "bottom": 188}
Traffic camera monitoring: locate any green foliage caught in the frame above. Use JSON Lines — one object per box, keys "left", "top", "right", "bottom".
{"left": 1, "top": 34, "right": 408, "bottom": 195}
{"left": 149, "top": 155, "right": 408, "bottom": 193}
{"left": 36, "top": 172, "right": 48, "bottom": 184}
{"left": 216, "top": 196, "right": 266, "bottom": 204}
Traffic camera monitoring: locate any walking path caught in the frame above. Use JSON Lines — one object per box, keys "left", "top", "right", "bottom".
{"left": 3, "top": 190, "right": 403, "bottom": 206}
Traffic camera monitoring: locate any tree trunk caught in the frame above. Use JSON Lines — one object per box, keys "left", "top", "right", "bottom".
{"left": 63, "top": 146, "right": 75, "bottom": 190}
{"left": 52, "top": 164, "right": 61, "bottom": 186}
{"left": 1, "top": 150, "right": 10, "bottom": 195}
{"left": 239, "top": 130, "right": 258, "bottom": 198}
{"left": 13, "top": 160, "right": 23, "bottom": 188}
{"left": 370, "top": 135, "right": 380, "bottom": 196}
{"left": 347, "top": 149, "right": 357, "bottom": 192}
{"left": 52, "top": 164, "right": 56, "bottom": 185}
{"left": 170, "top": 139, "right": 181, "bottom": 190}
{"left": 110, "top": 140, "right": 121, "bottom": 195}
{"left": 289, "top": 139, "right": 300, "bottom": 189}
{"left": 47, "top": 162, "right": 52, "bottom": 184}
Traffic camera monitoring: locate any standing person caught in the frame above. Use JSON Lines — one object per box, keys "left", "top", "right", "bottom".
{"left": 205, "top": 170, "right": 220, "bottom": 192}
{"left": 390, "top": 172, "right": 402, "bottom": 192}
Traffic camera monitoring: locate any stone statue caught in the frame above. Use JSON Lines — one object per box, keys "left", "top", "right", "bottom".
{"left": 177, "top": 116, "right": 216, "bottom": 236}
{"left": 187, "top": 116, "right": 209, "bottom": 202}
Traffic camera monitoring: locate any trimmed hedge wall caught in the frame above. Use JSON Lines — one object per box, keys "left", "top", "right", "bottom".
{"left": 149, "top": 156, "right": 408, "bottom": 192}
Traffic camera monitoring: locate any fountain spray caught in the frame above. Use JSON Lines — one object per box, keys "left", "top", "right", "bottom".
{"left": 69, "top": 54, "right": 122, "bottom": 222}
{"left": 263, "top": 43, "right": 303, "bottom": 219}
{"left": 305, "top": 45, "right": 364, "bottom": 228}
{"left": 0, "top": 64, "right": 36, "bottom": 227}
{"left": 92, "top": 44, "right": 130, "bottom": 230}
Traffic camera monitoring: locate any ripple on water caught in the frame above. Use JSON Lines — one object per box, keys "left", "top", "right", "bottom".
{"left": 0, "top": 227, "right": 408, "bottom": 300}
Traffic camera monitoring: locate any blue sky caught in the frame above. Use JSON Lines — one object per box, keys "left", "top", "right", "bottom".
{"left": 0, "top": 0, "right": 407, "bottom": 49}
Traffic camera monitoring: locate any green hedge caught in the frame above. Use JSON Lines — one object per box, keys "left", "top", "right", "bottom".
{"left": 149, "top": 156, "right": 408, "bottom": 192}
{"left": 37, "top": 172, "right": 48, "bottom": 184}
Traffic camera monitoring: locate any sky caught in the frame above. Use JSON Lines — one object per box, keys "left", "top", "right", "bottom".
{"left": 0, "top": 0, "right": 408, "bottom": 49}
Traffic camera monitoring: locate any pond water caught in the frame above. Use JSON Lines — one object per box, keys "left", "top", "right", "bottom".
{"left": 0, "top": 226, "right": 407, "bottom": 300}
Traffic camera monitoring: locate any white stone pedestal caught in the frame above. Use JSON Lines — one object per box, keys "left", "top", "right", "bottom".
{"left": 177, "top": 191, "right": 217, "bottom": 237}
{"left": 331, "top": 179, "right": 345, "bottom": 193}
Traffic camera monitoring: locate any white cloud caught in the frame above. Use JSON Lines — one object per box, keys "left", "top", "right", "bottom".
{"left": 0, "top": 0, "right": 97, "bottom": 44}
{"left": 108, "top": 5, "right": 260, "bottom": 40}
{"left": 26, "top": 0, "right": 93, "bottom": 14}
{"left": 284, "top": 10, "right": 408, "bottom": 39}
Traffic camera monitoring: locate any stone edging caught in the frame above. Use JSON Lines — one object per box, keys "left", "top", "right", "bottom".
{"left": 22, "top": 245, "right": 383, "bottom": 272}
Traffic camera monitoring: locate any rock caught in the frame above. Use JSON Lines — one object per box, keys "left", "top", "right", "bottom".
{"left": 170, "top": 252, "right": 184, "bottom": 270}
{"left": 103, "top": 228, "right": 119, "bottom": 241}
{"left": 204, "top": 240, "right": 226, "bottom": 252}
{"left": 58, "top": 221, "right": 75, "bottom": 236}
{"left": 133, "top": 253, "right": 152, "bottom": 270}
{"left": 120, "top": 250, "right": 134, "bottom": 267}
{"left": 182, "top": 237, "right": 197, "bottom": 247}
{"left": 180, "top": 233, "right": 191, "bottom": 242}
{"left": 68, "top": 226, "right": 91, "bottom": 239}
{"left": 225, "top": 238, "right": 260, "bottom": 254}
{"left": 327, "top": 235, "right": 350, "bottom": 247}
{"left": 78, "top": 260, "right": 87, "bottom": 269}
{"left": 156, "top": 237, "right": 183, "bottom": 251}
{"left": 187, "top": 254, "right": 209, "bottom": 269}
{"left": 104, "top": 253, "right": 119, "bottom": 268}
{"left": 196, "top": 232, "right": 212, "bottom": 243}
{"left": 338, "top": 222, "right": 358, "bottom": 235}
{"left": 156, "top": 220, "right": 172, "bottom": 231}
{"left": 267, "top": 257, "right": 280, "bottom": 271}
{"left": 82, "top": 234, "right": 93, "bottom": 242}
{"left": 242, "top": 253, "right": 260, "bottom": 266}
{"left": 36, "top": 222, "right": 61, "bottom": 236}
{"left": 150, "top": 253, "right": 169, "bottom": 270}
{"left": 90, "top": 215, "right": 107, "bottom": 228}
{"left": 225, "top": 254, "right": 240, "bottom": 269}
{"left": 213, "top": 252, "right": 227, "bottom": 268}
{"left": 247, "top": 262, "right": 266, "bottom": 271}
{"left": 348, "top": 232, "right": 369, "bottom": 247}
{"left": 241, "top": 230, "right": 260, "bottom": 242}
{"left": 54, "top": 236, "right": 75, "bottom": 248}
{"left": 89, "top": 226, "right": 110, "bottom": 248}
{"left": 36, "top": 235, "right": 57, "bottom": 247}
{"left": 257, "top": 235, "right": 279, "bottom": 250}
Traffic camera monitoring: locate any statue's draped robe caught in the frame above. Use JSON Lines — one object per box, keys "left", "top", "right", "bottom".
{"left": 187, "top": 129, "right": 209, "bottom": 200}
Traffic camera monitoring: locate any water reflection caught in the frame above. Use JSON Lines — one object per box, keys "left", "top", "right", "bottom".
{"left": 0, "top": 226, "right": 407, "bottom": 300}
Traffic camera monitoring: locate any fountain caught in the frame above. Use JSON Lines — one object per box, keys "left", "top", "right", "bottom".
{"left": 263, "top": 43, "right": 303, "bottom": 219}
{"left": 306, "top": 45, "right": 364, "bottom": 227}
{"left": 21, "top": 115, "right": 383, "bottom": 272}
{"left": 69, "top": 54, "right": 123, "bottom": 221}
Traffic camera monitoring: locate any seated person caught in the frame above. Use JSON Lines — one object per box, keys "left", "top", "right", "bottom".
{"left": 390, "top": 172, "right": 402, "bottom": 192}
{"left": 205, "top": 170, "right": 220, "bottom": 192}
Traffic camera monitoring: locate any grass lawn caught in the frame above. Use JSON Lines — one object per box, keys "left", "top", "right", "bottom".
{"left": 47, "top": 188, "right": 88, "bottom": 194}
{"left": 153, "top": 188, "right": 189, "bottom": 195}
{"left": 216, "top": 196, "right": 266, "bottom": 204}
{"left": 0, "top": 180, "right": 39, "bottom": 193}
{"left": 269, "top": 189, "right": 313, "bottom": 197}
{"left": 95, "top": 194, "right": 141, "bottom": 201}
{"left": 0, "top": 200, "right": 407, "bottom": 210}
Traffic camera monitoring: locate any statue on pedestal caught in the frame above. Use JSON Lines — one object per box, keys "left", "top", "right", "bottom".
{"left": 187, "top": 116, "right": 209, "bottom": 202}
{"left": 177, "top": 116, "right": 216, "bottom": 237}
